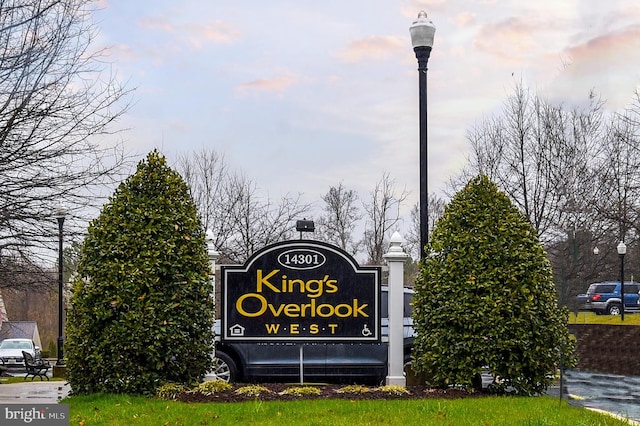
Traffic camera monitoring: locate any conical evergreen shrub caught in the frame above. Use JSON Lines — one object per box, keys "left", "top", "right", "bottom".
{"left": 412, "top": 175, "right": 575, "bottom": 395}
{"left": 66, "top": 150, "right": 214, "bottom": 395}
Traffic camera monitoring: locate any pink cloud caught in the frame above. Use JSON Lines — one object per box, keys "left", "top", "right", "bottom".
{"left": 139, "top": 17, "right": 240, "bottom": 50}
{"left": 235, "top": 75, "right": 297, "bottom": 97}
{"left": 564, "top": 25, "right": 640, "bottom": 70}
{"left": 472, "top": 17, "right": 547, "bottom": 61}
{"left": 335, "top": 35, "right": 404, "bottom": 64}
{"left": 453, "top": 12, "right": 476, "bottom": 27}
{"left": 139, "top": 17, "right": 176, "bottom": 33}
{"left": 184, "top": 21, "right": 240, "bottom": 46}
{"left": 105, "top": 43, "right": 138, "bottom": 62}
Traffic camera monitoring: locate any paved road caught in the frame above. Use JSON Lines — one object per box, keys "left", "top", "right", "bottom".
{"left": 565, "top": 370, "right": 640, "bottom": 424}
{"left": 0, "top": 380, "right": 70, "bottom": 404}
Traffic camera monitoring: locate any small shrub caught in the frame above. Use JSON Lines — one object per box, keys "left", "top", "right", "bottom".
{"left": 193, "top": 380, "right": 232, "bottom": 396}
{"left": 335, "top": 385, "right": 370, "bottom": 395}
{"left": 278, "top": 386, "right": 321, "bottom": 397}
{"left": 156, "top": 383, "right": 189, "bottom": 400}
{"left": 235, "top": 385, "right": 273, "bottom": 398}
{"left": 375, "top": 385, "right": 411, "bottom": 396}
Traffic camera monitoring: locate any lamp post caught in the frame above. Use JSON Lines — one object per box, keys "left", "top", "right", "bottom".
{"left": 617, "top": 241, "right": 626, "bottom": 321}
{"left": 54, "top": 205, "right": 67, "bottom": 366}
{"left": 410, "top": 11, "right": 435, "bottom": 259}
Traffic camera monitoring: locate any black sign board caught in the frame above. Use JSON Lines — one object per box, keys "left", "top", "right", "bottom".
{"left": 221, "top": 240, "right": 381, "bottom": 342}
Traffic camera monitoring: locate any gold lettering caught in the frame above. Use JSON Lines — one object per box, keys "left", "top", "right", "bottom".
{"left": 265, "top": 324, "right": 280, "bottom": 333}
{"left": 288, "top": 278, "right": 306, "bottom": 293}
{"left": 256, "top": 269, "right": 280, "bottom": 292}
{"left": 284, "top": 304, "right": 300, "bottom": 317}
{"left": 300, "top": 301, "right": 312, "bottom": 317}
{"left": 334, "top": 303, "right": 351, "bottom": 317}
{"left": 267, "top": 303, "right": 285, "bottom": 316}
{"left": 236, "top": 293, "right": 267, "bottom": 317}
{"left": 325, "top": 276, "right": 338, "bottom": 293}
{"left": 353, "top": 299, "right": 368, "bottom": 317}
{"left": 317, "top": 304, "right": 333, "bottom": 317}
{"left": 257, "top": 270, "right": 343, "bottom": 298}
{"left": 290, "top": 324, "right": 299, "bottom": 334}
{"left": 305, "top": 279, "right": 322, "bottom": 297}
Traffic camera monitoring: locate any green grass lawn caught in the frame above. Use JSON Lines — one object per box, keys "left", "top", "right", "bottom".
{"left": 570, "top": 311, "right": 640, "bottom": 325}
{"left": 10, "top": 312, "right": 638, "bottom": 425}
{"left": 64, "top": 393, "right": 632, "bottom": 426}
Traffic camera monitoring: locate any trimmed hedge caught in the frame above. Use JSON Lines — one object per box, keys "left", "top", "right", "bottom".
{"left": 65, "top": 150, "right": 214, "bottom": 395}
{"left": 412, "top": 175, "right": 576, "bottom": 395}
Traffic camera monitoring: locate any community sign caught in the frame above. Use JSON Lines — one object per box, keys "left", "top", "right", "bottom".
{"left": 221, "top": 240, "right": 381, "bottom": 342}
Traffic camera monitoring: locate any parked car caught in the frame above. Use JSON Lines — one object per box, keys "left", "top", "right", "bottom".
{"left": 211, "top": 287, "right": 415, "bottom": 384}
{"left": 0, "top": 338, "right": 41, "bottom": 369}
{"left": 583, "top": 281, "right": 640, "bottom": 315}
{"left": 575, "top": 293, "right": 589, "bottom": 311}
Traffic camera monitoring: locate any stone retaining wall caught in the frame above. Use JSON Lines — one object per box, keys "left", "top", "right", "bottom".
{"left": 568, "top": 324, "right": 640, "bottom": 376}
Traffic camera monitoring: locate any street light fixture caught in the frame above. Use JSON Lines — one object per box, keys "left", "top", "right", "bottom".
{"left": 54, "top": 205, "right": 67, "bottom": 367}
{"left": 617, "top": 241, "right": 626, "bottom": 321}
{"left": 410, "top": 10, "right": 435, "bottom": 259}
{"left": 296, "top": 219, "right": 315, "bottom": 240}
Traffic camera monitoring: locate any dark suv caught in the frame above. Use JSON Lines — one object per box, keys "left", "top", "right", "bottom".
{"left": 211, "top": 287, "right": 414, "bottom": 384}
{"left": 584, "top": 281, "right": 640, "bottom": 315}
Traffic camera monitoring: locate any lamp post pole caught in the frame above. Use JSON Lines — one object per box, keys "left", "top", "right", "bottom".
{"left": 55, "top": 206, "right": 67, "bottom": 366}
{"left": 617, "top": 241, "right": 626, "bottom": 321}
{"left": 410, "top": 11, "right": 435, "bottom": 259}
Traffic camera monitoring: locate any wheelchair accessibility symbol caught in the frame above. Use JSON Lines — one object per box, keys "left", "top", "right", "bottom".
{"left": 361, "top": 324, "right": 372, "bottom": 337}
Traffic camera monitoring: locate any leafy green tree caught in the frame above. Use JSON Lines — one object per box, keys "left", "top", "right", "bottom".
{"left": 412, "top": 175, "right": 575, "bottom": 395}
{"left": 66, "top": 150, "right": 214, "bottom": 395}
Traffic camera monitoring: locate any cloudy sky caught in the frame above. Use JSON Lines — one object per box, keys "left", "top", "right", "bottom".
{"left": 93, "top": 0, "right": 640, "bottom": 218}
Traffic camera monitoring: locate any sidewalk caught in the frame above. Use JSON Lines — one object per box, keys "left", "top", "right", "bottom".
{"left": 0, "top": 380, "right": 70, "bottom": 404}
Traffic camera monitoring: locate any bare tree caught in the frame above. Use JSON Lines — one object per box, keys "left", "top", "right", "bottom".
{"left": 0, "top": 255, "right": 53, "bottom": 292}
{"left": 592, "top": 91, "right": 640, "bottom": 244}
{"left": 455, "top": 81, "right": 640, "bottom": 306}
{"left": 406, "top": 193, "right": 446, "bottom": 260}
{"left": 317, "top": 182, "right": 362, "bottom": 255}
{"left": 0, "top": 0, "right": 131, "bottom": 268}
{"left": 460, "top": 82, "right": 604, "bottom": 244}
{"left": 176, "top": 148, "right": 236, "bottom": 251}
{"left": 361, "top": 173, "right": 408, "bottom": 265}
{"left": 592, "top": 123, "right": 639, "bottom": 242}
{"left": 175, "top": 148, "right": 312, "bottom": 263}
{"left": 224, "top": 174, "right": 311, "bottom": 262}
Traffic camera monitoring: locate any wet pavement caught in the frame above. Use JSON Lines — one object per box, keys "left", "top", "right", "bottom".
{"left": 0, "top": 380, "right": 70, "bottom": 403}
{"left": 564, "top": 369, "right": 640, "bottom": 424}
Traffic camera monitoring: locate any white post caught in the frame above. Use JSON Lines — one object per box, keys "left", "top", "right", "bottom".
{"left": 206, "top": 229, "right": 219, "bottom": 359}
{"left": 206, "top": 229, "right": 220, "bottom": 302}
{"left": 384, "top": 231, "right": 408, "bottom": 386}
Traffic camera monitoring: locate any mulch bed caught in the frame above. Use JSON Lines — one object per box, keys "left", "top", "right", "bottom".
{"left": 176, "top": 383, "right": 484, "bottom": 403}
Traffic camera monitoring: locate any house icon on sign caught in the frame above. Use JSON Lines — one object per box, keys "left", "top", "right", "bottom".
{"left": 229, "top": 324, "right": 245, "bottom": 337}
